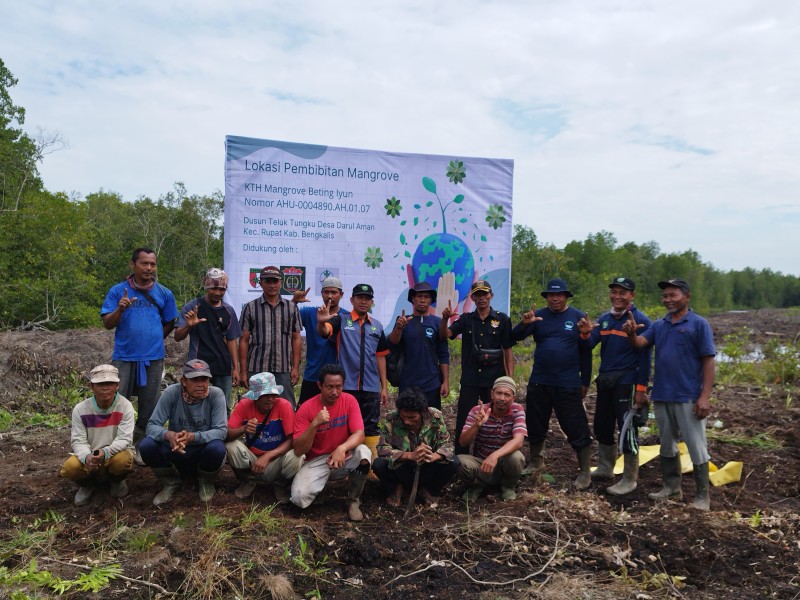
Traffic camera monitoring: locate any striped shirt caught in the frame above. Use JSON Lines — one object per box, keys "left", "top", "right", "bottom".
{"left": 239, "top": 296, "right": 301, "bottom": 374}
{"left": 462, "top": 402, "right": 527, "bottom": 459}
{"left": 70, "top": 393, "right": 135, "bottom": 463}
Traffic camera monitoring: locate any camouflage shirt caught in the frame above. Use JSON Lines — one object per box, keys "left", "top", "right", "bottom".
{"left": 377, "top": 408, "right": 454, "bottom": 468}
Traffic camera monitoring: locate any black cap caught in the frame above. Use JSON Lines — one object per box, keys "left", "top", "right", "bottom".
{"left": 541, "top": 278, "right": 574, "bottom": 298}
{"left": 609, "top": 276, "right": 635, "bottom": 291}
{"left": 408, "top": 281, "right": 437, "bottom": 303}
{"left": 352, "top": 283, "right": 374, "bottom": 298}
{"left": 470, "top": 279, "right": 492, "bottom": 294}
{"left": 658, "top": 278, "right": 690, "bottom": 293}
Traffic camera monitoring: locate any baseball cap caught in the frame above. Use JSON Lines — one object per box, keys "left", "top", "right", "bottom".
{"left": 408, "top": 281, "right": 437, "bottom": 303}
{"left": 352, "top": 283, "right": 374, "bottom": 298}
{"left": 89, "top": 364, "right": 120, "bottom": 384}
{"left": 470, "top": 279, "right": 492, "bottom": 294}
{"left": 493, "top": 376, "right": 517, "bottom": 393}
{"left": 182, "top": 359, "right": 212, "bottom": 378}
{"left": 259, "top": 266, "right": 281, "bottom": 280}
{"left": 541, "top": 278, "right": 574, "bottom": 298}
{"left": 321, "top": 276, "right": 343, "bottom": 291}
{"left": 242, "top": 372, "right": 284, "bottom": 400}
{"left": 658, "top": 278, "right": 690, "bottom": 293}
{"left": 609, "top": 277, "right": 635, "bottom": 291}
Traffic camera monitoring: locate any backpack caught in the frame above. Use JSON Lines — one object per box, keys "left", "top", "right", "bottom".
{"left": 386, "top": 346, "right": 404, "bottom": 387}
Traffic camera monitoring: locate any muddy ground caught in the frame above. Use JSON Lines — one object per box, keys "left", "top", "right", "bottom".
{"left": 0, "top": 309, "right": 798, "bottom": 599}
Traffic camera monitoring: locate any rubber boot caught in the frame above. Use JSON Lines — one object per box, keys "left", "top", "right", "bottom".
{"left": 74, "top": 485, "right": 94, "bottom": 506}
{"left": 364, "top": 436, "right": 380, "bottom": 481}
{"left": 153, "top": 466, "right": 181, "bottom": 506}
{"left": 574, "top": 446, "right": 592, "bottom": 490}
{"left": 233, "top": 468, "right": 257, "bottom": 499}
{"left": 607, "top": 453, "right": 639, "bottom": 496}
{"left": 524, "top": 440, "right": 546, "bottom": 483}
{"left": 198, "top": 468, "right": 221, "bottom": 502}
{"left": 462, "top": 483, "right": 486, "bottom": 504}
{"left": 109, "top": 478, "right": 129, "bottom": 499}
{"left": 648, "top": 455, "right": 683, "bottom": 501}
{"left": 346, "top": 470, "right": 368, "bottom": 521}
{"left": 591, "top": 444, "right": 617, "bottom": 480}
{"left": 691, "top": 462, "right": 710, "bottom": 511}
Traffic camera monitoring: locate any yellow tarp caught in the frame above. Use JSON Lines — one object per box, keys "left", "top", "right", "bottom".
{"left": 609, "top": 442, "right": 743, "bottom": 486}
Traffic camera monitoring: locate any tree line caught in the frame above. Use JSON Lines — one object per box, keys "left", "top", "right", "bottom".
{"left": 1, "top": 58, "right": 798, "bottom": 330}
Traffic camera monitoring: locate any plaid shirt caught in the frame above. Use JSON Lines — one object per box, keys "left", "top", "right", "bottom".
{"left": 239, "top": 296, "right": 301, "bottom": 374}
{"left": 377, "top": 408, "right": 454, "bottom": 468}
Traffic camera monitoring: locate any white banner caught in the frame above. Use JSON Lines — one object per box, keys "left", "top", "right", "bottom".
{"left": 224, "top": 136, "right": 514, "bottom": 326}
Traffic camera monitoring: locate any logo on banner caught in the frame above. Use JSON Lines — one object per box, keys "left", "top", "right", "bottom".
{"left": 280, "top": 266, "right": 306, "bottom": 295}
{"left": 249, "top": 268, "right": 261, "bottom": 290}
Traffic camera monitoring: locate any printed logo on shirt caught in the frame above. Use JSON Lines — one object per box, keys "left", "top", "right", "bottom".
{"left": 345, "top": 318, "right": 354, "bottom": 330}
{"left": 602, "top": 320, "right": 609, "bottom": 329}
{"left": 564, "top": 321, "right": 575, "bottom": 331}
{"left": 490, "top": 319, "right": 500, "bottom": 328}
{"left": 425, "top": 326, "right": 434, "bottom": 338}
{"left": 370, "top": 325, "right": 377, "bottom": 333}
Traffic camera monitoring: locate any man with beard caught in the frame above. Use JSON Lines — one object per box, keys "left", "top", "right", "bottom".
{"left": 174, "top": 268, "right": 242, "bottom": 410}
{"left": 578, "top": 277, "right": 652, "bottom": 495}
{"left": 440, "top": 280, "right": 514, "bottom": 455}
{"left": 388, "top": 282, "right": 450, "bottom": 410}
{"left": 140, "top": 359, "right": 227, "bottom": 505}
{"left": 623, "top": 278, "right": 716, "bottom": 510}
{"left": 513, "top": 278, "right": 593, "bottom": 489}
{"left": 101, "top": 247, "right": 178, "bottom": 451}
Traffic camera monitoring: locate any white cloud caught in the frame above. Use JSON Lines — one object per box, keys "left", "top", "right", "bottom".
{"left": 2, "top": 0, "right": 799, "bottom": 274}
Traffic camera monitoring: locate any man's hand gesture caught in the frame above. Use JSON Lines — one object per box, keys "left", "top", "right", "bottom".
{"left": 317, "top": 300, "right": 335, "bottom": 323}
{"left": 118, "top": 288, "right": 137, "bottom": 311}
{"left": 312, "top": 407, "right": 331, "bottom": 428}
{"left": 292, "top": 288, "right": 311, "bottom": 304}
{"left": 521, "top": 305, "right": 543, "bottom": 325}
{"left": 577, "top": 313, "right": 599, "bottom": 335}
{"left": 621, "top": 311, "right": 644, "bottom": 336}
{"left": 394, "top": 309, "right": 409, "bottom": 331}
{"left": 473, "top": 401, "right": 490, "bottom": 428}
{"left": 184, "top": 307, "right": 207, "bottom": 328}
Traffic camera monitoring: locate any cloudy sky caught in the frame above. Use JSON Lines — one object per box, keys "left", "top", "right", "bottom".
{"left": 3, "top": 1, "right": 799, "bottom": 275}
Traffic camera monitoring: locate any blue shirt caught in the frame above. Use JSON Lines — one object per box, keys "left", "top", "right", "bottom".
{"left": 299, "top": 305, "right": 348, "bottom": 382}
{"left": 513, "top": 305, "right": 591, "bottom": 388}
{"left": 587, "top": 304, "right": 652, "bottom": 386}
{"left": 327, "top": 310, "right": 389, "bottom": 392}
{"left": 640, "top": 309, "right": 715, "bottom": 402}
{"left": 392, "top": 314, "right": 450, "bottom": 393}
{"left": 101, "top": 281, "right": 178, "bottom": 361}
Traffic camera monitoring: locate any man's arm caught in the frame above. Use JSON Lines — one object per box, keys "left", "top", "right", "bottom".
{"left": 291, "top": 331, "right": 301, "bottom": 385}
{"left": 162, "top": 320, "right": 175, "bottom": 339}
{"left": 694, "top": 355, "right": 715, "bottom": 419}
{"left": 377, "top": 354, "right": 388, "bottom": 405}
{"left": 227, "top": 338, "right": 241, "bottom": 386}
{"left": 458, "top": 403, "right": 488, "bottom": 448}
{"left": 101, "top": 287, "right": 136, "bottom": 330}
{"left": 503, "top": 348, "right": 514, "bottom": 377}
{"left": 238, "top": 330, "right": 251, "bottom": 383}
{"left": 479, "top": 432, "right": 525, "bottom": 475}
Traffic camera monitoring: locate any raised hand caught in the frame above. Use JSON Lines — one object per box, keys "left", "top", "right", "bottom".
{"left": 474, "top": 400, "right": 490, "bottom": 427}
{"left": 118, "top": 288, "right": 137, "bottom": 311}
{"left": 184, "top": 307, "right": 207, "bottom": 328}
{"left": 394, "top": 309, "right": 409, "bottom": 331}
{"left": 621, "top": 311, "right": 644, "bottom": 336}
{"left": 317, "top": 300, "right": 335, "bottom": 322}
{"left": 521, "top": 305, "right": 543, "bottom": 325}
{"left": 577, "top": 313, "right": 599, "bottom": 335}
{"left": 440, "top": 299, "right": 456, "bottom": 321}
{"left": 435, "top": 273, "right": 459, "bottom": 318}
{"left": 292, "top": 287, "right": 311, "bottom": 303}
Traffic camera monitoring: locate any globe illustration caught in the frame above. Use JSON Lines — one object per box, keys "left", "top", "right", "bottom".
{"left": 411, "top": 232, "right": 475, "bottom": 303}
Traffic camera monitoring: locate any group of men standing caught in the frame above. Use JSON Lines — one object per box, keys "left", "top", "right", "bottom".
{"left": 61, "top": 246, "right": 717, "bottom": 516}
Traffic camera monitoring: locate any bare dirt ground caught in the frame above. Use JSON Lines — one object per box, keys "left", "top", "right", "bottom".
{"left": 0, "top": 309, "right": 798, "bottom": 599}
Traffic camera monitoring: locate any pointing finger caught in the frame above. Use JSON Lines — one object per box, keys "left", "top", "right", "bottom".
{"left": 123, "top": 289, "right": 129, "bottom": 298}
{"left": 401, "top": 309, "right": 406, "bottom": 317}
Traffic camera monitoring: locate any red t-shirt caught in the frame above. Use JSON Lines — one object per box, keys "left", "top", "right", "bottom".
{"left": 228, "top": 397, "right": 295, "bottom": 457}
{"left": 294, "top": 392, "right": 364, "bottom": 460}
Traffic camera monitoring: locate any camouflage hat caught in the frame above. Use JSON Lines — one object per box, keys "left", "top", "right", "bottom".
{"left": 242, "top": 372, "right": 284, "bottom": 400}
{"left": 259, "top": 266, "right": 281, "bottom": 281}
